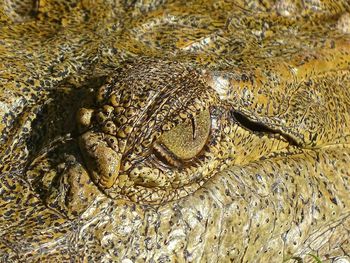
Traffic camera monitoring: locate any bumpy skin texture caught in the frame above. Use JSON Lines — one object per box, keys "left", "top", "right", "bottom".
{"left": 1, "top": 0, "right": 350, "bottom": 262}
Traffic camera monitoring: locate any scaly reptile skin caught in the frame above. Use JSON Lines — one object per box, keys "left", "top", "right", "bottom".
{"left": 1, "top": 0, "right": 350, "bottom": 262}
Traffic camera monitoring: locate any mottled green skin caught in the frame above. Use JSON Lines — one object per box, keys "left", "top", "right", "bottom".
{"left": 1, "top": 0, "right": 350, "bottom": 262}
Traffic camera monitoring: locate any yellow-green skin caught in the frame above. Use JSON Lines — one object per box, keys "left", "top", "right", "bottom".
{"left": 1, "top": 0, "right": 350, "bottom": 262}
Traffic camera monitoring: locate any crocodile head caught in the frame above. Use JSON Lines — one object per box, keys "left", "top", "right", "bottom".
{"left": 24, "top": 52, "right": 350, "bottom": 261}
{"left": 1, "top": 0, "right": 350, "bottom": 262}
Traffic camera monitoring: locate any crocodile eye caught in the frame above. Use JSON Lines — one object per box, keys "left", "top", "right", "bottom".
{"left": 153, "top": 109, "right": 211, "bottom": 166}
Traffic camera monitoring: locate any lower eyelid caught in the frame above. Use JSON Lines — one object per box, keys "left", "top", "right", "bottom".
{"left": 152, "top": 142, "right": 183, "bottom": 168}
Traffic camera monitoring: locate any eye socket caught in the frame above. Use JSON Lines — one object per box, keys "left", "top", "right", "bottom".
{"left": 153, "top": 109, "right": 211, "bottom": 165}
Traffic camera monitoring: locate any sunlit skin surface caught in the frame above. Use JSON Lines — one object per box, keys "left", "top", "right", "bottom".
{"left": 0, "top": 0, "right": 350, "bottom": 262}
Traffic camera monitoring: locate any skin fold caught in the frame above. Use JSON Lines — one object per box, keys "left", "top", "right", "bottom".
{"left": 0, "top": 0, "right": 350, "bottom": 262}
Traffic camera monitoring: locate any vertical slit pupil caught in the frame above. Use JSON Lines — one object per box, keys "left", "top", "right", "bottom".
{"left": 191, "top": 117, "right": 196, "bottom": 139}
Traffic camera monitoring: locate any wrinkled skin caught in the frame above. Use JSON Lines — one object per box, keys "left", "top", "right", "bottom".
{"left": 1, "top": 0, "right": 350, "bottom": 262}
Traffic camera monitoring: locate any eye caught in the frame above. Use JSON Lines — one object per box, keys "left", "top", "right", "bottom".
{"left": 153, "top": 109, "right": 211, "bottom": 166}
